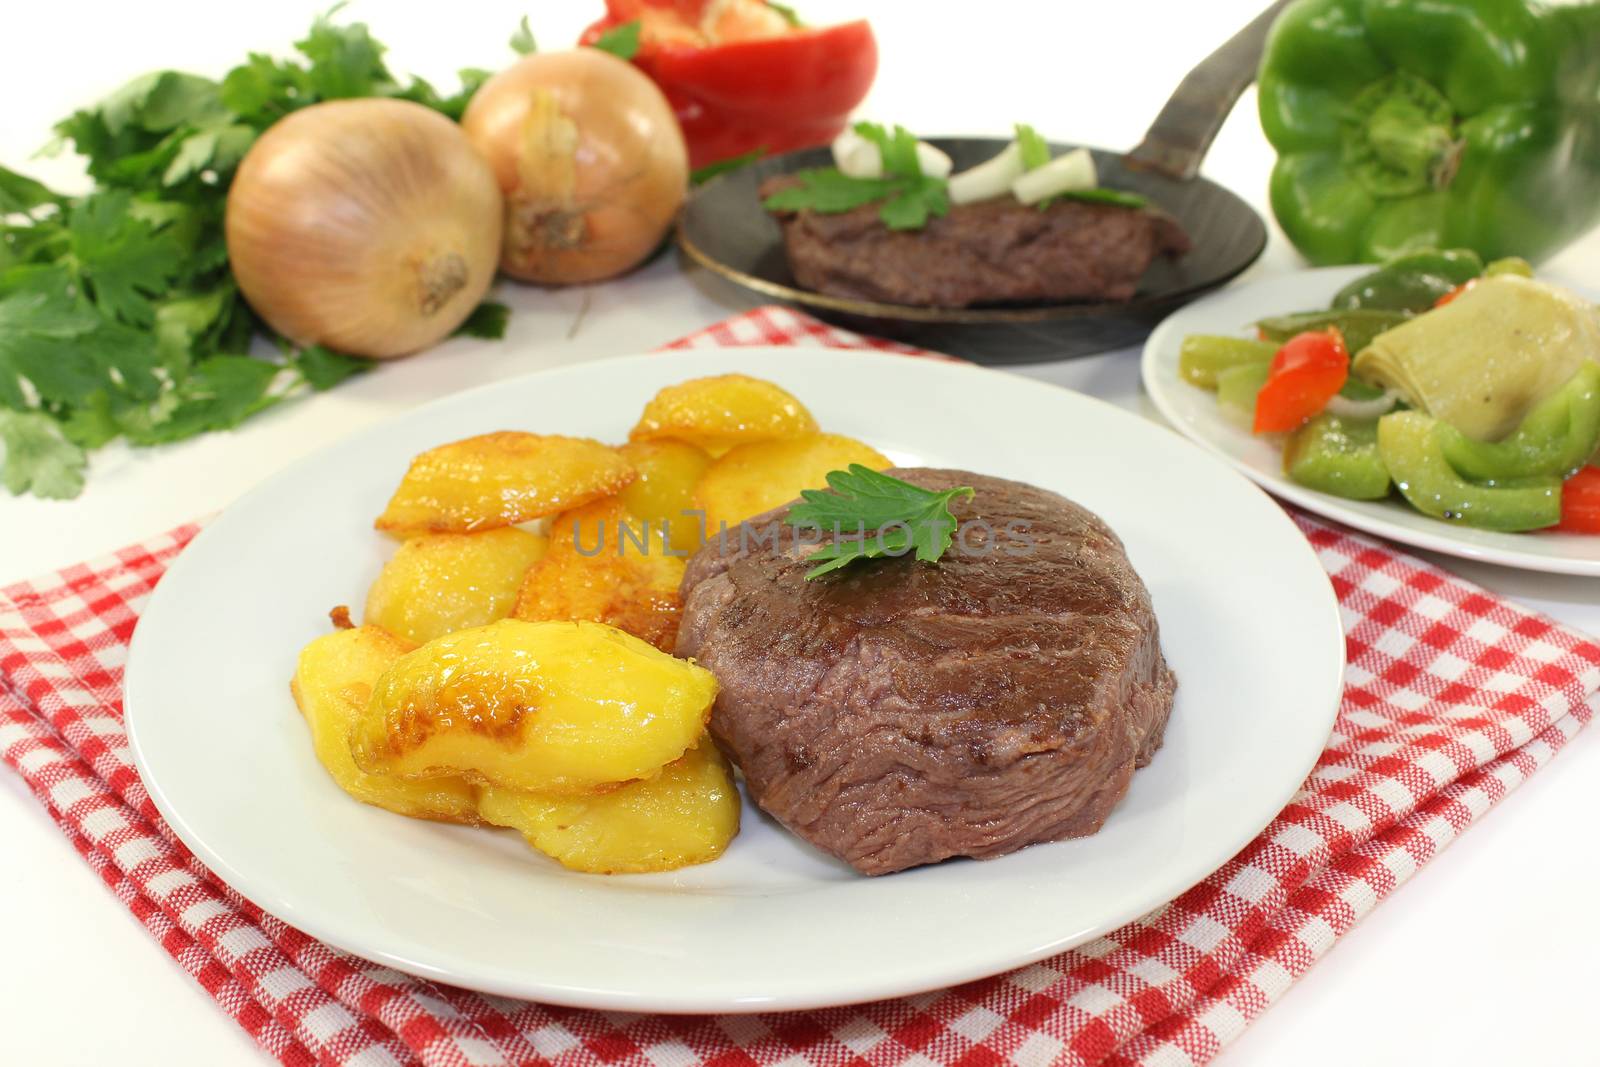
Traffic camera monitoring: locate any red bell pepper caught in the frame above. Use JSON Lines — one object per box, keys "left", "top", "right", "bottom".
{"left": 1433, "top": 280, "right": 1477, "bottom": 308}
{"left": 1253, "top": 329, "right": 1350, "bottom": 434}
{"left": 1558, "top": 466, "right": 1600, "bottom": 533}
{"left": 580, "top": 0, "right": 878, "bottom": 169}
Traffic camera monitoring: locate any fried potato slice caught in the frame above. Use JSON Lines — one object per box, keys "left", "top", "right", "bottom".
{"left": 375, "top": 432, "right": 634, "bottom": 535}
{"left": 352, "top": 619, "right": 715, "bottom": 793}
{"left": 365, "top": 528, "right": 549, "bottom": 646}
{"left": 477, "top": 736, "right": 740, "bottom": 874}
{"left": 628, "top": 374, "right": 818, "bottom": 455}
{"left": 291, "top": 626, "right": 478, "bottom": 822}
{"left": 693, "top": 432, "right": 891, "bottom": 534}
{"left": 617, "top": 439, "right": 712, "bottom": 555}
{"left": 513, "top": 498, "right": 685, "bottom": 652}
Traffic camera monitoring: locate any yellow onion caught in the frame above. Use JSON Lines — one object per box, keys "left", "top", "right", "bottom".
{"left": 461, "top": 50, "right": 688, "bottom": 285}
{"left": 226, "top": 98, "right": 503, "bottom": 360}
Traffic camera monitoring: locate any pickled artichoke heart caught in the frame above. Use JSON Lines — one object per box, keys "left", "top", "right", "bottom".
{"left": 290, "top": 627, "right": 479, "bottom": 822}
{"left": 477, "top": 737, "right": 741, "bottom": 874}
{"left": 352, "top": 619, "right": 716, "bottom": 793}
{"left": 1354, "top": 276, "right": 1600, "bottom": 442}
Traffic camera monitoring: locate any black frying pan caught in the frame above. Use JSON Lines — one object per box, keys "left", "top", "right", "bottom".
{"left": 675, "top": 1, "right": 1292, "bottom": 363}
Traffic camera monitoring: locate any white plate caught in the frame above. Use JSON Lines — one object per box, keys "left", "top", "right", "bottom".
{"left": 125, "top": 347, "right": 1343, "bottom": 1013}
{"left": 1143, "top": 267, "right": 1600, "bottom": 576}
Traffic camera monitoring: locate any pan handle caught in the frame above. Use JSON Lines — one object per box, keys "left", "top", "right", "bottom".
{"left": 1123, "top": 0, "right": 1295, "bottom": 181}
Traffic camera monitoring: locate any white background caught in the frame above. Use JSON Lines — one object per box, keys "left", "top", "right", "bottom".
{"left": 2, "top": 1, "right": 1596, "bottom": 1063}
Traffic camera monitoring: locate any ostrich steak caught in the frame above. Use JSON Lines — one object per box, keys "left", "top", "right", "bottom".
{"left": 674, "top": 468, "right": 1176, "bottom": 875}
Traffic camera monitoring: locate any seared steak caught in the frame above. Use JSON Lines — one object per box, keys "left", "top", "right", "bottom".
{"left": 761, "top": 177, "right": 1190, "bottom": 307}
{"left": 675, "top": 469, "right": 1176, "bottom": 875}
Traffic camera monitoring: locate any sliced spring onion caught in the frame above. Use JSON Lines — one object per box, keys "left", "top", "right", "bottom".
{"left": 832, "top": 128, "right": 882, "bottom": 178}
{"left": 1012, "top": 147, "right": 1097, "bottom": 205}
{"left": 830, "top": 129, "right": 952, "bottom": 180}
{"left": 1325, "top": 388, "right": 1402, "bottom": 419}
{"left": 1053, "top": 187, "right": 1149, "bottom": 209}
{"left": 947, "top": 142, "right": 1025, "bottom": 205}
{"left": 914, "top": 141, "right": 953, "bottom": 179}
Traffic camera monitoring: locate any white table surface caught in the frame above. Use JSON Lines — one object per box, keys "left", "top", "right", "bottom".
{"left": 4, "top": 2, "right": 1596, "bottom": 1063}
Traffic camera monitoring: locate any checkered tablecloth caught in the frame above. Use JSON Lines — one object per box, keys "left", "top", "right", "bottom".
{"left": 3, "top": 307, "right": 1597, "bottom": 1067}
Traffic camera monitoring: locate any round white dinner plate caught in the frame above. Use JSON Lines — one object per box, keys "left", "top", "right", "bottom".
{"left": 1143, "top": 267, "right": 1600, "bottom": 576}
{"left": 125, "top": 347, "right": 1344, "bottom": 1013}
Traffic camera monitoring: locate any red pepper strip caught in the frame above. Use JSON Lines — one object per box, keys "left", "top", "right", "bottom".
{"left": 1434, "top": 279, "right": 1477, "bottom": 307}
{"left": 1558, "top": 467, "right": 1600, "bottom": 533}
{"left": 582, "top": 1, "right": 878, "bottom": 169}
{"left": 1253, "top": 328, "right": 1350, "bottom": 434}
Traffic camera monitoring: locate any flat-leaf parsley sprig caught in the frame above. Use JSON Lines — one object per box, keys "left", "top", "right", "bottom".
{"left": 784, "top": 465, "right": 974, "bottom": 579}
{"left": 761, "top": 122, "right": 950, "bottom": 231}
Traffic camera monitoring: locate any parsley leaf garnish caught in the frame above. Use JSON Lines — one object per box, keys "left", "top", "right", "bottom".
{"left": 0, "top": 10, "right": 518, "bottom": 498}
{"left": 1015, "top": 123, "right": 1050, "bottom": 170}
{"left": 0, "top": 410, "right": 87, "bottom": 498}
{"left": 785, "top": 465, "right": 975, "bottom": 579}
{"left": 761, "top": 122, "right": 950, "bottom": 231}
{"left": 591, "top": 20, "right": 643, "bottom": 60}
{"left": 510, "top": 16, "right": 538, "bottom": 56}
{"left": 451, "top": 300, "right": 511, "bottom": 340}
{"left": 691, "top": 148, "right": 766, "bottom": 185}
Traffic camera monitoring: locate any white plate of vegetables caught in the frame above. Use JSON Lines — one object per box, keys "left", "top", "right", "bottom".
{"left": 1142, "top": 257, "right": 1600, "bottom": 576}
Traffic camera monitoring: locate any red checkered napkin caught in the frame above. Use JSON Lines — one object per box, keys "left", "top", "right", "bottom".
{"left": 3, "top": 307, "right": 1598, "bottom": 1067}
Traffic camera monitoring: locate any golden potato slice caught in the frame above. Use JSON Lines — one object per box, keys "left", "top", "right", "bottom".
{"left": 694, "top": 432, "right": 891, "bottom": 534}
{"left": 513, "top": 498, "right": 685, "bottom": 652}
{"left": 352, "top": 619, "right": 715, "bottom": 793}
{"left": 477, "top": 736, "right": 740, "bottom": 873}
{"left": 628, "top": 374, "right": 818, "bottom": 455}
{"left": 291, "top": 627, "right": 478, "bottom": 822}
{"left": 617, "top": 439, "right": 712, "bottom": 554}
{"left": 365, "top": 528, "right": 549, "bottom": 646}
{"left": 375, "top": 432, "right": 634, "bottom": 535}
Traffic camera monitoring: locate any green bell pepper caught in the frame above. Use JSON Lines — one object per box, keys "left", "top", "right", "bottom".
{"left": 1285, "top": 413, "right": 1393, "bottom": 498}
{"left": 1259, "top": 0, "right": 1600, "bottom": 265}
{"left": 1217, "top": 361, "right": 1274, "bottom": 425}
{"left": 1437, "top": 362, "right": 1600, "bottom": 480}
{"left": 1178, "top": 335, "right": 1278, "bottom": 388}
{"left": 1485, "top": 256, "right": 1535, "bottom": 278}
{"left": 1256, "top": 308, "right": 1409, "bottom": 354}
{"left": 1378, "top": 410, "right": 1561, "bottom": 529}
{"left": 1330, "top": 248, "right": 1483, "bottom": 311}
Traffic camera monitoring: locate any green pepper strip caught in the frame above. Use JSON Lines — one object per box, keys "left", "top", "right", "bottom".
{"left": 1256, "top": 308, "right": 1410, "bottom": 354}
{"left": 1178, "top": 335, "right": 1278, "bottom": 388}
{"left": 1330, "top": 248, "right": 1483, "bottom": 312}
{"left": 1217, "top": 362, "right": 1273, "bottom": 424}
{"left": 1378, "top": 411, "right": 1561, "bottom": 531}
{"left": 1437, "top": 363, "right": 1600, "bottom": 481}
{"left": 1284, "top": 413, "right": 1392, "bottom": 499}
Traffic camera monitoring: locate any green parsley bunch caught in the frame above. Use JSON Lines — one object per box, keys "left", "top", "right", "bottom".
{"left": 0, "top": 10, "right": 512, "bottom": 498}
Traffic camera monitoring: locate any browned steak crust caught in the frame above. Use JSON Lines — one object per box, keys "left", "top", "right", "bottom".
{"left": 760, "top": 176, "right": 1191, "bottom": 307}
{"left": 675, "top": 468, "right": 1177, "bottom": 875}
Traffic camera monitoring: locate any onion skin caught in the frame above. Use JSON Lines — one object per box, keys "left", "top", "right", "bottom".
{"left": 462, "top": 50, "right": 688, "bottom": 285}
{"left": 226, "top": 98, "right": 503, "bottom": 360}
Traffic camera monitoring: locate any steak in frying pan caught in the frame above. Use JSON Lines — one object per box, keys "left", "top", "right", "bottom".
{"left": 760, "top": 176, "right": 1192, "bottom": 307}
{"left": 674, "top": 468, "right": 1177, "bottom": 875}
